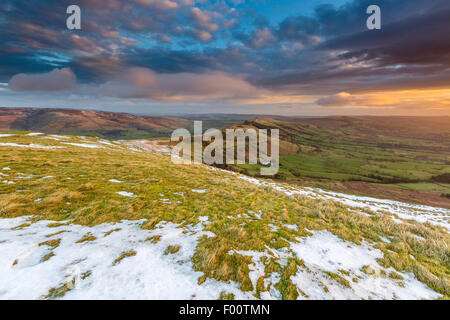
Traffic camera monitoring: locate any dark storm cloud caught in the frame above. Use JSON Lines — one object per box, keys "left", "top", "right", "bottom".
{"left": 321, "top": 8, "right": 450, "bottom": 67}
{"left": 253, "top": 0, "right": 450, "bottom": 92}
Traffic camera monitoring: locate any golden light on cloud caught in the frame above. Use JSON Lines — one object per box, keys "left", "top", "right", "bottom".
{"left": 232, "top": 88, "right": 450, "bottom": 115}
{"left": 317, "top": 88, "right": 450, "bottom": 111}
{"left": 232, "top": 94, "right": 314, "bottom": 105}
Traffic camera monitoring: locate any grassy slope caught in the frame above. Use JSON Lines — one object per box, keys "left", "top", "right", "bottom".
{"left": 0, "top": 108, "right": 259, "bottom": 140}
{"left": 0, "top": 132, "right": 449, "bottom": 299}
{"left": 225, "top": 117, "right": 450, "bottom": 206}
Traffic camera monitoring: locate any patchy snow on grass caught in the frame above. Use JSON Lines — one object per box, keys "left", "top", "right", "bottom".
{"left": 108, "top": 179, "right": 123, "bottom": 183}
{"left": 284, "top": 224, "right": 298, "bottom": 231}
{"left": 2, "top": 167, "right": 10, "bottom": 171}
{"left": 62, "top": 143, "right": 104, "bottom": 149}
{"left": 0, "top": 217, "right": 249, "bottom": 300}
{"left": 411, "top": 234, "right": 426, "bottom": 242}
{"left": 198, "top": 216, "right": 211, "bottom": 225}
{"left": 38, "top": 176, "right": 54, "bottom": 181}
{"left": 192, "top": 189, "right": 207, "bottom": 193}
{"left": 228, "top": 246, "right": 291, "bottom": 299}
{"left": 289, "top": 230, "right": 440, "bottom": 300}
{"left": 0, "top": 143, "right": 65, "bottom": 149}
{"left": 229, "top": 249, "right": 270, "bottom": 295}
{"left": 162, "top": 199, "right": 181, "bottom": 204}
{"left": 0, "top": 134, "right": 14, "bottom": 138}
{"left": 237, "top": 175, "right": 450, "bottom": 230}
{"left": 41, "top": 135, "right": 71, "bottom": 141}
{"left": 96, "top": 140, "right": 119, "bottom": 147}
{"left": 15, "top": 174, "right": 34, "bottom": 179}
{"left": 224, "top": 217, "right": 441, "bottom": 300}
{"left": 50, "top": 135, "right": 70, "bottom": 140}
{"left": 26, "top": 132, "right": 44, "bottom": 136}
{"left": 117, "top": 191, "right": 137, "bottom": 198}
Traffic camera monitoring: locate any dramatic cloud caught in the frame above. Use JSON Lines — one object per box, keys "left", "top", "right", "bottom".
{"left": 317, "top": 92, "right": 396, "bottom": 107}
{"left": 320, "top": 8, "right": 450, "bottom": 68}
{"left": 0, "top": 0, "right": 449, "bottom": 114}
{"left": 317, "top": 89, "right": 450, "bottom": 110}
{"left": 8, "top": 68, "right": 76, "bottom": 92}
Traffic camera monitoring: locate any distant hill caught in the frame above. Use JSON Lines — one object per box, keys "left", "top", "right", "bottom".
{"left": 222, "top": 116, "right": 450, "bottom": 208}
{"left": 276, "top": 116, "right": 450, "bottom": 139}
{"left": 0, "top": 107, "right": 192, "bottom": 139}
{"left": 246, "top": 115, "right": 450, "bottom": 140}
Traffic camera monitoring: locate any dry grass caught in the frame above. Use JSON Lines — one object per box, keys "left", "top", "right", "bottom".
{"left": 39, "top": 239, "right": 61, "bottom": 249}
{"left": 113, "top": 250, "right": 137, "bottom": 266}
{"left": 44, "top": 278, "right": 76, "bottom": 299}
{"left": 76, "top": 233, "right": 96, "bottom": 243}
{"left": 165, "top": 245, "right": 180, "bottom": 255}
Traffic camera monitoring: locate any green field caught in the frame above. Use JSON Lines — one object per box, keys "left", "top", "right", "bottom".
{"left": 224, "top": 117, "right": 450, "bottom": 205}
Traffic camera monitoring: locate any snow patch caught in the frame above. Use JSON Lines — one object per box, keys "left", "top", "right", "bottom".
{"left": 38, "top": 176, "right": 54, "bottom": 181}
{"left": 62, "top": 143, "right": 104, "bottom": 149}
{"left": 0, "top": 143, "right": 65, "bottom": 149}
{"left": 117, "top": 191, "right": 137, "bottom": 198}
{"left": 0, "top": 217, "right": 249, "bottom": 299}
{"left": 284, "top": 224, "right": 298, "bottom": 231}
{"left": 289, "top": 230, "right": 440, "bottom": 300}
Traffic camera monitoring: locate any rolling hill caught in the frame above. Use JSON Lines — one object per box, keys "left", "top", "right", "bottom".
{"left": 0, "top": 107, "right": 192, "bottom": 139}
{"left": 218, "top": 116, "right": 450, "bottom": 208}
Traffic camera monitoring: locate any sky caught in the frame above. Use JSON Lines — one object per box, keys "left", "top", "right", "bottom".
{"left": 0, "top": 0, "right": 449, "bottom": 116}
